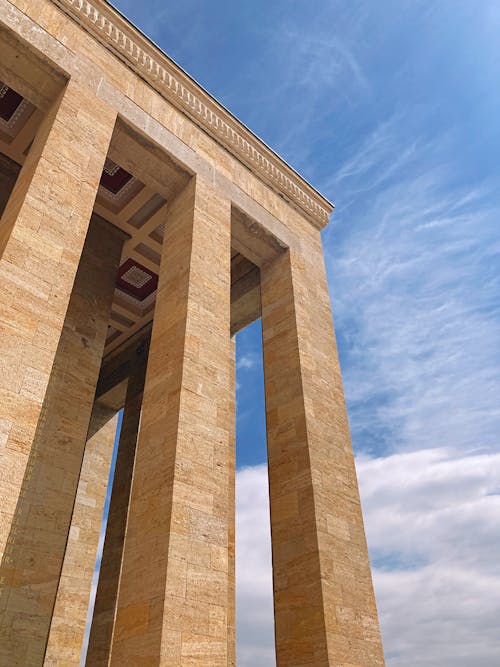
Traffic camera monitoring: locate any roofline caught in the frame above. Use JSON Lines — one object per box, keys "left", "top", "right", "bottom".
{"left": 52, "top": 0, "right": 334, "bottom": 229}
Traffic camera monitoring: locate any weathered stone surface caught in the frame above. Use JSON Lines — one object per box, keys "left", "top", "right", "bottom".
{"left": 228, "top": 338, "right": 236, "bottom": 667}
{"left": 44, "top": 403, "right": 119, "bottom": 667}
{"left": 261, "top": 244, "right": 385, "bottom": 667}
{"left": 0, "top": 215, "right": 124, "bottom": 666}
{"left": 0, "top": 77, "right": 116, "bottom": 565}
{"left": 110, "top": 177, "right": 232, "bottom": 666}
{"left": 86, "top": 346, "right": 148, "bottom": 667}
{"left": 0, "top": 2, "right": 384, "bottom": 665}
{"left": 0, "top": 154, "right": 20, "bottom": 219}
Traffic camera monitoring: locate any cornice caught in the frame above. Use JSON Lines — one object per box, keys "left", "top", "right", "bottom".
{"left": 51, "top": 0, "right": 333, "bottom": 229}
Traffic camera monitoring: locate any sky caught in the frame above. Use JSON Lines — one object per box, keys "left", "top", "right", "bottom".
{"left": 101, "top": 1, "right": 499, "bottom": 665}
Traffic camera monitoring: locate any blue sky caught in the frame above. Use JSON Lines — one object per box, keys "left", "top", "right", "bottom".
{"left": 105, "top": 2, "right": 500, "bottom": 665}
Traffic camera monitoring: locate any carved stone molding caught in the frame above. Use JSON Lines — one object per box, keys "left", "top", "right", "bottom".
{"left": 51, "top": 0, "right": 333, "bottom": 229}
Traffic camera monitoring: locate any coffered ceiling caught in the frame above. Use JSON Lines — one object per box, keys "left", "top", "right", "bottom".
{"left": 0, "top": 81, "right": 261, "bottom": 365}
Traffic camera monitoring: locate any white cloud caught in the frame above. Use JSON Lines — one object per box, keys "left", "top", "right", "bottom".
{"left": 236, "top": 354, "right": 257, "bottom": 371}
{"left": 236, "top": 465, "right": 275, "bottom": 667}
{"left": 235, "top": 451, "right": 500, "bottom": 667}
{"left": 317, "top": 113, "right": 500, "bottom": 662}
{"left": 357, "top": 448, "right": 500, "bottom": 666}
{"left": 233, "top": 132, "right": 500, "bottom": 664}
{"left": 374, "top": 565, "right": 500, "bottom": 667}
{"left": 78, "top": 4, "right": 499, "bottom": 664}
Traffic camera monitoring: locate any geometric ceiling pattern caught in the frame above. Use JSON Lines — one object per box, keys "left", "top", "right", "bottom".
{"left": 116, "top": 258, "right": 158, "bottom": 301}
{"left": 0, "top": 82, "right": 260, "bottom": 358}
{"left": 95, "top": 159, "right": 165, "bottom": 351}
{"left": 0, "top": 81, "right": 38, "bottom": 158}
{"left": 0, "top": 84, "right": 24, "bottom": 122}
{"left": 0, "top": 83, "right": 34, "bottom": 135}
{"left": 98, "top": 158, "right": 144, "bottom": 213}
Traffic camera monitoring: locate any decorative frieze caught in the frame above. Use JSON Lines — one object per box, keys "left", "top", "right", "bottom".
{"left": 51, "top": 0, "right": 333, "bottom": 229}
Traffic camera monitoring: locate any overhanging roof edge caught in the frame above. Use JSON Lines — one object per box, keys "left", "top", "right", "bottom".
{"left": 51, "top": 0, "right": 334, "bottom": 228}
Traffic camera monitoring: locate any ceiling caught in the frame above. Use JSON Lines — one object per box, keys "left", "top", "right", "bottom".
{"left": 0, "top": 81, "right": 261, "bottom": 369}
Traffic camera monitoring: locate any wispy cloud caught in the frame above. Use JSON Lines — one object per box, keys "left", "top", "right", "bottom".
{"left": 329, "top": 115, "right": 421, "bottom": 194}
{"left": 319, "top": 102, "right": 500, "bottom": 661}
{"left": 261, "top": 24, "right": 371, "bottom": 166}
{"left": 107, "top": 2, "right": 500, "bottom": 664}
{"left": 325, "top": 123, "right": 500, "bottom": 457}
{"left": 236, "top": 353, "right": 257, "bottom": 371}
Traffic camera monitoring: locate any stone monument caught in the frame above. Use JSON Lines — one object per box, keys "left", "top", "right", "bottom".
{"left": 0, "top": 1, "right": 385, "bottom": 665}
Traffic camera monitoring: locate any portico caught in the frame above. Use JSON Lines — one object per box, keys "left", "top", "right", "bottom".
{"left": 0, "top": 1, "right": 384, "bottom": 665}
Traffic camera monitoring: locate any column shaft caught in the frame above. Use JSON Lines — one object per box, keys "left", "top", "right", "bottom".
{"left": 0, "top": 78, "right": 116, "bottom": 561}
{"left": 261, "top": 245, "right": 385, "bottom": 667}
{"left": 0, "top": 215, "right": 125, "bottom": 666}
{"left": 227, "top": 338, "right": 236, "bottom": 667}
{"left": 44, "top": 403, "right": 119, "bottom": 666}
{"left": 86, "top": 345, "right": 149, "bottom": 666}
{"left": 110, "top": 176, "right": 232, "bottom": 666}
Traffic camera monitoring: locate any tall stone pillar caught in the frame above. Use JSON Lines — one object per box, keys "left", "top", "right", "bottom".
{"left": 260, "top": 244, "right": 385, "bottom": 667}
{"left": 0, "top": 78, "right": 117, "bottom": 562}
{"left": 227, "top": 338, "right": 236, "bottom": 667}
{"left": 110, "top": 176, "right": 232, "bottom": 666}
{"left": 86, "top": 344, "right": 149, "bottom": 667}
{"left": 0, "top": 213, "right": 126, "bottom": 666}
{"left": 44, "top": 403, "right": 120, "bottom": 667}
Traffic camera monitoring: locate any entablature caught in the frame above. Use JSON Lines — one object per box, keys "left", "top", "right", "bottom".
{"left": 51, "top": 0, "right": 333, "bottom": 230}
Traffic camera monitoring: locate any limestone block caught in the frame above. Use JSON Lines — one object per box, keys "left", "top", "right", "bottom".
{"left": 261, "top": 245, "right": 385, "bottom": 667}
{"left": 0, "top": 78, "right": 117, "bottom": 563}
{"left": 0, "top": 214, "right": 124, "bottom": 666}
{"left": 86, "top": 348, "right": 148, "bottom": 667}
{"left": 44, "top": 404, "right": 119, "bottom": 667}
{"left": 110, "top": 177, "right": 232, "bottom": 667}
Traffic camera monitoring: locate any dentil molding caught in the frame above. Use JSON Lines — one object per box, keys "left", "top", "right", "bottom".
{"left": 51, "top": 0, "right": 333, "bottom": 229}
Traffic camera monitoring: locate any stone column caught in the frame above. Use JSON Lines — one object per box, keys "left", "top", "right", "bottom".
{"left": 0, "top": 213, "right": 125, "bottom": 666}
{"left": 0, "top": 78, "right": 116, "bottom": 562}
{"left": 44, "top": 403, "right": 120, "bottom": 667}
{"left": 227, "top": 338, "right": 236, "bottom": 667}
{"left": 260, "top": 243, "right": 385, "bottom": 667}
{"left": 86, "top": 344, "right": 149, "bottom": 667}
{"left": 110, "top": 176, "right": 232, "bottom": 667}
